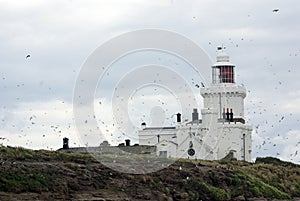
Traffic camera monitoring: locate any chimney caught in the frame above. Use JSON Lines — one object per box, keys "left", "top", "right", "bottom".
{"left": 223, "top": 108, "right": 226, "bottom": 119}
{"left": 141, "top": 122, "right": 146, "bottom": 129}
{"left": 176, "top": 113, "right": 181, "bottom": 123}
{"left": 192, "top": 108, "right": 199, "bottom": 121}
{"left": 229, "top": 109, "right": 234, "bottom": 122}
{"left": 63, "top": 137, "right": 69, "bottom": 149}
{"left": 125, "top": 139, "right": 130, "bottom": 146}
{"left": 226, "top": 108, "right": 230, "bottom": 121}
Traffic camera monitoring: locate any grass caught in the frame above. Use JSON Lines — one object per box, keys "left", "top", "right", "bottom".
{"left": 184, "top": 178, "right": 230, "bottom": 201}
{"left": 0, "top": 145, "right": 299, "bottom": 200}
{"left": 0, "top": 170, "right": 54, "bottom": 193}
{"left": 0, "top": 145, "right": 95, "bottom": 163}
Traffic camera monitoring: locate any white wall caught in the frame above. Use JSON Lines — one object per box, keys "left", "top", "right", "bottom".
{"left": 138, "top": 128, "right": 176, "bottom": 145}
{"left": 215, "top": 123, "right": 252, "bottom": 161}
{"left": 201, "top": 84, "right": 246, "bottom": 118}
{"left": 157, "top": 141, "right": 177, "bottom": 158}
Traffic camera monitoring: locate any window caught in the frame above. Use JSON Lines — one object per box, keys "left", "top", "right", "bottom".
{"left": 212, "top": 66, "right": 234, "bottom": 84}
{"left": 159, "top": 151, "right": 167, "bottom": 157}
{"left": 220, "top": 66, "right": 234, "bottom": 83}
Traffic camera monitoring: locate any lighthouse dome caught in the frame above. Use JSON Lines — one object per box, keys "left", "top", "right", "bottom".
{"left": 212, "top": 51, "right": 235, "bottom": 67}
{"left": 217, "top": 52, "right": 230, "bottom": 62}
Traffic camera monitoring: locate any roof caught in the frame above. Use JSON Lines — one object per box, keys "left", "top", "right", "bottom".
{"left": 143, "top": 126, "right": 176, "bottom": 130}
{"left": 186, "top": 119, "right": 202, "bottom": 125}
{"left": 212, "top": 51, "right": 235, "bottom": 67}
{"left": 156, "top": 139, "right": 178, "bottom": 146}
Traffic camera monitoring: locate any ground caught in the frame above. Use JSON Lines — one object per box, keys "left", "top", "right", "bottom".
{"left": 0, "top": 146, "right": 300, "bottom": 201}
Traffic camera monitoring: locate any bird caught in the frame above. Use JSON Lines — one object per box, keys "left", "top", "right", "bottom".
{"left": 26, "top": 54, "right": 31, "bottom": 59}
{"left": 273, "top": 9, "right": 279, "bottom": 13}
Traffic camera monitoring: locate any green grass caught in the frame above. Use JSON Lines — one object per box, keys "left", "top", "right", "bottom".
{"left": 256, "top": 157, "right": 298, "bottom": 167}
{"left": 0, "top": 145, "right": 95, "bottom": 163}
{"left": 0, "top": 145, "right": 299, "bottom": 200}
{"left": 183, "top": 178, "right": 230, "bottom": 201}
{"left": 235, "top": 170, "right": 291, "bottom": 199}
{"left": 0, "top": 171, "right": 53, "bottom": 193}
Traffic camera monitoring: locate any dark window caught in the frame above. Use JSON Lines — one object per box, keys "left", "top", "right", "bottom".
{"left": 159, "top": 151, "right": 167, "bottom": 157}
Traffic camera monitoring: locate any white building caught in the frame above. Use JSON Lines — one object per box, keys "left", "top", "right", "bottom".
{"left": 138, "top": 50, "right": 252, "bottom": 161}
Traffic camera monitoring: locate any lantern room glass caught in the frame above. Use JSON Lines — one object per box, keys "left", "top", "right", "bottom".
{"left": 212, "top": 65, "right": 234, "bottom": 84}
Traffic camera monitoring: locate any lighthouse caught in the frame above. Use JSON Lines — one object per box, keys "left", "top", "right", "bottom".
{"left": 200, "top": 48, "right": 252, "bottom": 161}
{"left": 138, "top": 48, "right": 252, "bottom": 161}
{"left": 202, "top": 48, "right": 247, "bottom": 121}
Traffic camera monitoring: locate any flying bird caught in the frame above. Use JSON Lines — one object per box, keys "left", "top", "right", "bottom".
{"left": 273, "top": 9, "right": 279, "bottom": 13}
{"left": 26, "top": 54, "right": 31, "bottom": 59}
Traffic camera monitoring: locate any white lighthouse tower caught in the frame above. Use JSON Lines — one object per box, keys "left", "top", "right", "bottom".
{"left": 138, "top": 48, "right": 252, "bottom": 161}
{"left": 199, "top": 48, "right": 252, "bottom": 161}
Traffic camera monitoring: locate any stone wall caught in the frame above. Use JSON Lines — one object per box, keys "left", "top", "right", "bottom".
{"left": 61, "top": 145, "right": 156, "bottom": 155}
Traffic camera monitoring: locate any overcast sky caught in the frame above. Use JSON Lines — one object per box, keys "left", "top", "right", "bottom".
{"left": 0, "top": 0, "right": 300, "bottom": 163}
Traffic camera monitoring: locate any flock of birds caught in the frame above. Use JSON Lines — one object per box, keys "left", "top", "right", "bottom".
{"left": 1, "top": 7, "right": 299, "bottom": 163}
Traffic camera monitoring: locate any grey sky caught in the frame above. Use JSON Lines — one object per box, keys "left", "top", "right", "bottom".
{"left": 0, "top": 0, "right": 300, "bottom": 163}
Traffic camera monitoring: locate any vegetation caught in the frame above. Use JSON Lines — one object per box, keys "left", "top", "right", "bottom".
{"left": 0, "top": 145, "right": 95, "bottom": 163}
{"left": 0, "top": 145, "right": 299, "bottom": 200}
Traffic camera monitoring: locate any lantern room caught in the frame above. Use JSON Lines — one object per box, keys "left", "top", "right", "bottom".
{"left": 212, "top": 48, "right": 235, "bottom": 84}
